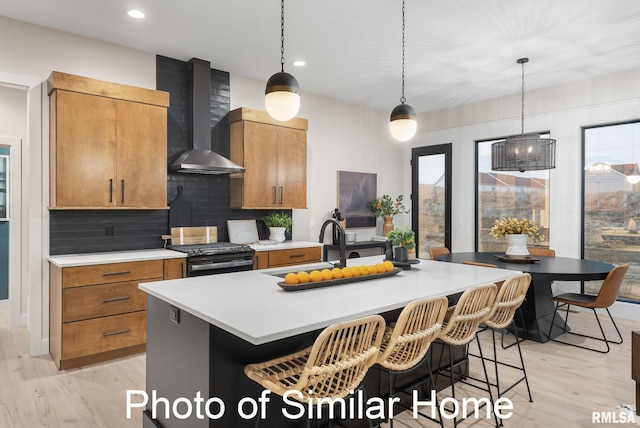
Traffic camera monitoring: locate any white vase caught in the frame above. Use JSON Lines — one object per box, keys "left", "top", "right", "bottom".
{"left": 505, "top": 234, "right": 529, "bottom": 256}
{"left": 268, "top": 227, "right": 286, "bottom": 243}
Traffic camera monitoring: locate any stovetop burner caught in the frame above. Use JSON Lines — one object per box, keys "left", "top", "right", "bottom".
{"left": 168, "top": 242, "right": 254, "bottom": 257}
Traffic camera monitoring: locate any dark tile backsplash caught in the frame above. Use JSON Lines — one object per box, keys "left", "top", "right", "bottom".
{"left": 49, "top": 55, "right": 290, "bottom": 255}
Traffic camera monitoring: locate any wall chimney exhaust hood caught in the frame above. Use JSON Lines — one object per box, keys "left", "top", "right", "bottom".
{"left": 170, "top": 58, "right": 245, "bottom": 175}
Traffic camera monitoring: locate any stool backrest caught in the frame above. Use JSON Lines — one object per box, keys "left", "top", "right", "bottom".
{"left": 428, "top": 247, "right": 450, "bottom": 260}
{"left": 439, "top": 283, "right": 497, "bottom": 346}
{"left": 527, "top": 247, "right": 555, "bottom": 257}
{"left": 301, "top": 314, "right": 385, "bottom": 400}
{"left": 377, "top": 296, "right": 448, "bottom": 371}
{"left": 485, "top": 273, "right": 531, "bottom": 329}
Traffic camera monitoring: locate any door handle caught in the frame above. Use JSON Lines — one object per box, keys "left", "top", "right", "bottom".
{"left": 109, "top": 179, "right": 113, "bottom": 203}
{"left": 121, "top": 179, "right": 125, "bottom": 204}
{"left": 279, "top": 187, "right": 284, "bottom": 205}
{"left": 272, "top": 186, "right": 277, "bottom": 204}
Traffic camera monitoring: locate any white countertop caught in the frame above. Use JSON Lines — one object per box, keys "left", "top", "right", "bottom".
{"left": 139, "top": 255, "right": 519, "bottom": 345}
{"left": 48, "top": 248, "right": 186, "bottom": 267}
{"left": 249, "top": 240, "right": 322, "bottom": 252}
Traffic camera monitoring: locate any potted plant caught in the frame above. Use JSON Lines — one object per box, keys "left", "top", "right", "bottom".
{"left": 262, "top": 212, "right": 293, "bottom": 243}
{"left": 489, "top": 217, "right": 544, "bottom": 255}
{"left": 386, "top": 227, "right": 415, "bottom": 262}
{"left": 368, "top": 194, "right": 410, "bottom": 235}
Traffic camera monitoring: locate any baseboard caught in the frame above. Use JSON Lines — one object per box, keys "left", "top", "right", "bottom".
{"left": 0, "top": 300, "right": 8, "bottom": 310}
{"left": 572, "top": 301, "right": 640, "bottom": 322}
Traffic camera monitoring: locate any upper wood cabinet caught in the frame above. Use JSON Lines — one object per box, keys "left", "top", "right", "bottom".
{"left": 229, "top": 107, "right": 308, "bottom": 209}
{"left": 48, "top": 71, "right": 170, "bottom": 209}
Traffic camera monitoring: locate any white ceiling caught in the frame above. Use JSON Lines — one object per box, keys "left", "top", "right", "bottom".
{"left": 2, "top": 0, "right": 640, "bottom": 114}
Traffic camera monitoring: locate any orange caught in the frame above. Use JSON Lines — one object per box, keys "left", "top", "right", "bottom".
{"left": 309, "top": 270, "right": 323, "bottom": 282}
{"left": 382, "top": 260, "right": 395, "bottom": 272}
{"left": 331, "top": 268, "right": 344, "bottom": 279}
{"left": 297, "top": 271, "right": 310, "bottom": 283}
{"left": 374, "top": 263, "right": 386, "bottom": 274}
{"left": 284, "top": 272, "right": 299, "bottom": 285}
{"left": 341, "top": 267, "right": 354, "bottom": 278}
{"left": 351, "top": 267, "right": 361, "bottom": 277}
{"left": 321, "top": 269, "right": 333, "bottom": 280}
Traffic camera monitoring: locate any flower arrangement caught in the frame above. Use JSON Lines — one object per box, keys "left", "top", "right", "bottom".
{"left": 387, "top": 227, "right": 416, "bottom": 250}
{"left": 368, "top": 194, "right": 409, "bottom": 217}
{"left": 262, "top": 212, "right": 293, "bottom": 232}
{"left": 489, "top": 217, "right": 544, "bottom": 242}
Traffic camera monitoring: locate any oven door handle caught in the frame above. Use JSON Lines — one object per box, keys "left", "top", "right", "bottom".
{"left": 189, "top": 259, "right": 254, "bottom": 272}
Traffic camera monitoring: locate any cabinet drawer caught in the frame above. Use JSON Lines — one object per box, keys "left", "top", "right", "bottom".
{"left": 62, "top": 280, "right": 150, "bottom": 322}
{"left": 61, "top": 311, "right": 146, "bottom": 359}
{"left": 268, "top": 247, "right": 321, "bottom": 267}
{"left": 62, "top": 260, "right": 164, "bottom": 288}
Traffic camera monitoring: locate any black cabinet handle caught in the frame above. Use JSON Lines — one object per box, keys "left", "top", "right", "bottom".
{"left": 102, "top": 296, "right": 132, "bottom": 303}
{"left": 109, "top": 179, "right": 113, "bottom": 203}
{"left": 279, "top": 187, "right": 283, "bottom": 205}
{"left": 103, "top": 270, "right": 132, "bottom": 277}
{"left": 121, "top": 179, "right": 125, "bottom": 203}
{"left": 103, "top": 329, "right": 131, "bottom": 337}
{"left": 289, "top": 254, "right": 305, "bottom": 259}
{"left": 272, "top": 186, "right": 277, "bottom": 204}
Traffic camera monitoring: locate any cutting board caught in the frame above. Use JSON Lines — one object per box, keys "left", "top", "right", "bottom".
{"left": 169, "top": 185, "right": 192, "bottom": 227}
{"left": 170, "top": 226, "right": 217, "bottom": 245}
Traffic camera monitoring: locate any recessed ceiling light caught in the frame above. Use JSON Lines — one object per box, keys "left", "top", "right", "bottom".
{"left": 293, "top": 60, "right": 306, "bottom": 67}
{"left": 127, "top": 9, "right": 145, "bottom": 19}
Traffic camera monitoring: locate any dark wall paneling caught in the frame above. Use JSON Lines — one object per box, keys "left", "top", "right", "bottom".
{"left": 50, "top": 55, "right": 291, "bottom": 255}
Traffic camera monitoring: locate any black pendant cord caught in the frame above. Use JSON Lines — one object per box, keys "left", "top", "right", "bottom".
{"left": 400, "top": 0, "right": 406, "bottom": 104}
{"left": 280, "top": 0, "right": 285, "bottom": 73}
{"left": 520, "top": 59, "right": 525, "bottom": 137}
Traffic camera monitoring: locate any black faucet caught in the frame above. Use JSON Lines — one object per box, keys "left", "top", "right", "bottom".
{"left": 319, "top": 218, "right": 347, "bottom": 268}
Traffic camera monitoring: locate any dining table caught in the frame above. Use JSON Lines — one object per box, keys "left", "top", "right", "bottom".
{"left": 437, "top": 252, "right": 614, "bottom": 342}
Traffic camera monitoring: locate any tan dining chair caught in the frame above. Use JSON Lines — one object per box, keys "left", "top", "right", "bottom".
{"left": 435, "top": 283, "right": 499, "bottom": 428}
{"left": 469, "top": 273, "right": 533, "bottom": 402}
{"left": 244, "top": 314, "right": 385, "bottom": 427}
{"left": 428, "top": 246, "right": 450, "bottom": 261}
{"left": 527, "top": 247, "right": 555, "bottom": 257}
{"left": 548, "top": 263, "right": 630, "bottom": 353}
{"left": 376, "top": 296, "right": 448, "bottom": 428}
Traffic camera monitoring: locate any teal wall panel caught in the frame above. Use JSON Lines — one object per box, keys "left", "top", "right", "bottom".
{"left": 0, "top": 146, "right": 9, "bottom": 300}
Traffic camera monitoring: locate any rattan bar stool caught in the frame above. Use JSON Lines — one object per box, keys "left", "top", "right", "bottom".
{"left": 244, "top": 315, "right": 386, "bottom": 428}
{"left": 469, "top": 273, "right": 533, "bottom": 407}
{"left": 548, "top": 263, "right": 629, "bottom": 353}
{"left": 434, "top": 283, "right": 498, "bottom": 428}
{"left": 375, "top": 296, "right": 448, "bottom": 428}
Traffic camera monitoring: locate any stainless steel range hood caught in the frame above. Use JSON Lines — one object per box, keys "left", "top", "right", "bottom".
{"left": 170, "top": 58, "right": 245, "bottom": 175}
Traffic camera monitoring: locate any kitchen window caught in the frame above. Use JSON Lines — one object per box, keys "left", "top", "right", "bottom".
{"left": 583, "top": 121, "right": 640, "bottom": 303}
{"left": 476, "top": 137, "right": 551, "bottom": 252}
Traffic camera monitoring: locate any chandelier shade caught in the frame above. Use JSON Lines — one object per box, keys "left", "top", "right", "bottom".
{"left": 491, "top": 134, "right": 556, "bottom": 173}
{"left": 491, "top": 58, "right": 556, "bottom": 172}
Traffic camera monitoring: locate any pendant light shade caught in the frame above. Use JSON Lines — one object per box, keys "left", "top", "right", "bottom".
{"left": 389, "top": 0, "right": 416, "bottom": 142}
{"left": 265, "top": 0, "right": 300, "bottom": 122}
{"left": 390, "top": 103, "right": 417, "bottom": 141}
{"left": 265, "top": 71, "right": 300, "bottom": 122}
{"left": 491, "top": 58, "right": 556, "bottom": 172}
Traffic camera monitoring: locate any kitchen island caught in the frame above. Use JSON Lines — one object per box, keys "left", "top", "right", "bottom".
{"left": 139, "top": 256, "right": 518, "bottom": 427}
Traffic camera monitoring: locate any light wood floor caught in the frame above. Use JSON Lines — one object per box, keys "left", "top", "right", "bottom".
{"left": 0, "top": 309, "right": 637, "bottom": 427}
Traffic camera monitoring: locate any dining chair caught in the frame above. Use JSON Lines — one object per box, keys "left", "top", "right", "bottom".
{"left": 469, "top": 273, "right": 533, "bottom": 403}
{"left": 435, "top": 283, "right": 499, "bottom": 428}
{"left": 548, "top": 263, "right": 629, "bottom": 353}
{"left": 527, "top": 247, "right": 555, "bottom": 257}
{"left": 244, "top": 314, "right": 386, "bottom": 427}
{"left": 428, "top": 246, "right": 450, "bottom": 261}
{"left": 376, "top": 296, "right": 448, "bottom": 428}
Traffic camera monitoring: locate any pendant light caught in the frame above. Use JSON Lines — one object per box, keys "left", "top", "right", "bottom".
{"left": 491, "top": 58, "right": 556, "bottom": 172}
{"left": 265, "top": 0, "right": 300, "bottom": 122}
{"left": 389, "top": 0, "right": 417, "bottom": 142}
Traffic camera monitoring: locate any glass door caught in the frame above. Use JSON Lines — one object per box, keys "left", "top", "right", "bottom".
{"left": 411, "top": 144, "right": 452, "bottom": 258}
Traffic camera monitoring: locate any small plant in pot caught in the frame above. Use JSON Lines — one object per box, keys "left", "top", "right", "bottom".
{"left": 386, "top": 227, "right": 415, "bottom": 262}
{"left": 262, "top": 212, "right": 293, "bottom": 243}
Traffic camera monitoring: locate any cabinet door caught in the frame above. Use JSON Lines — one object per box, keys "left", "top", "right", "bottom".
{"left": 116, "top": 100, "right": 168, "bottom": 208}
{"left": 242, "top": 121, "right": 279, "bottom": 208}
{"left": 277, "top": 127, "right": 307, "bottom": 208}
{"left": 163, "top": 258, "right": 186, "bottom": 279}
{"left": 54, "top": 91, "right": 117, "bottom": 207}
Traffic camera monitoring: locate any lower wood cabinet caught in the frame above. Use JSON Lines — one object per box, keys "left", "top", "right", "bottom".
{"left": 49, "top": 257, "right": 185, "bottom": 370}
{"left": 253, "top": 246, "right": 322, "bottom": 270}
